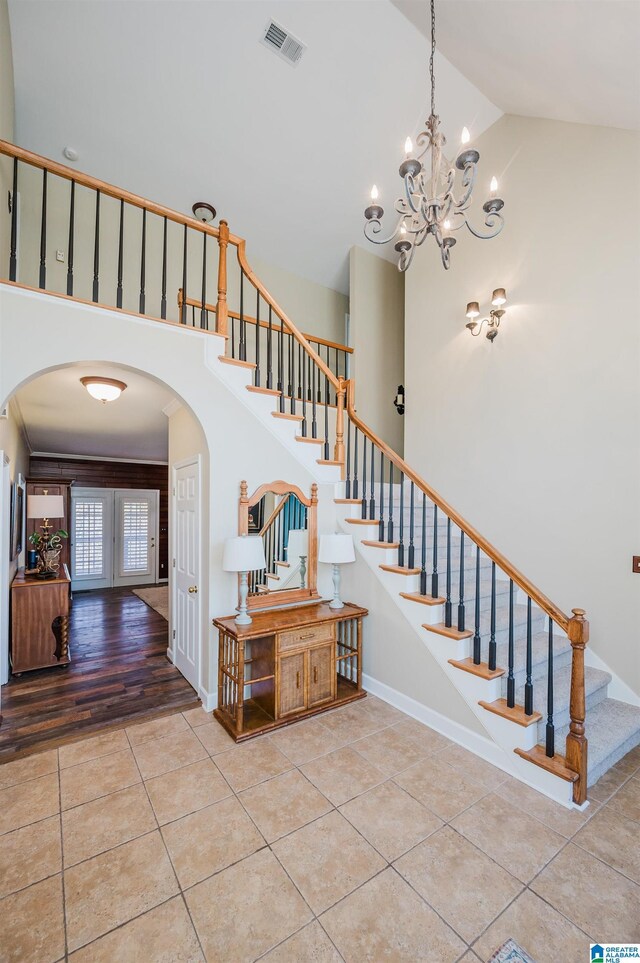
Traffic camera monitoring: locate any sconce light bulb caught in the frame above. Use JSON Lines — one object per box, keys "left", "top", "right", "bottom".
{"left": 461, "top": 127, "right": 470, "bottom": 145}
{"left": 400, "top": 223, "right": 407, "bottom": 235}
{"left": 443, "top": 219, "right": 451, "bottom": 231}
{"left": 370, "top": 184, "right": 379, "bottom": 201}
{"left": 491, "top": 288, "right": 507, "bottom": 306}
{"left": 465, "top": 301, "right": 480, "bottom": 319}
{"left": 404, "top": 137, "right": 413, "bottom": 156}
{"left": 490, "top": 176, "right": 498, "bottom": 196}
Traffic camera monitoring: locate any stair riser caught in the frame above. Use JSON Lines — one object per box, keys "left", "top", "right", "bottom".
{"left": 534, "top": 681, "right": 610, "bottom": 741}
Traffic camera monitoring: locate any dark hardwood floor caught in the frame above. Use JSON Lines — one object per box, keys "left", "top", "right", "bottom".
{"left": 0, "top": 586, "right": 198, "bottom": 762}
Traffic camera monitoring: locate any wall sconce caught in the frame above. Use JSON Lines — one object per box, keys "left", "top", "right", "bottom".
{"left": 465, "top": 289, "right": 507, "bottom": 343}
{"left": 393, "top": 385, "right": 405, "bottom": 415}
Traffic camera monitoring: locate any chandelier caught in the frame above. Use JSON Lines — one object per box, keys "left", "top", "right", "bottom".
{"left": 363, "top": 0, "right": 505, "bottom": 271}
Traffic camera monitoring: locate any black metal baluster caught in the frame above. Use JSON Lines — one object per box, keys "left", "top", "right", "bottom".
{"left": 323, "top": 371, "right": 330, "bottom": 460}
{"left": 160, "top": 216, "right": 167, "bottom": 319}
{"left": 378, "top": 450, "right": 385, "bottom": 542}
{"left": 457, "top": 530, "right": 466, "bottom": 631}
{"left": 488, "top": 561, "right": 497, "bottom": 670}
{"left": 334, "top": 348, "right": 339, "bottom": 403}
{"left": 39, "top": 169, "right": 47, "bottom": 289}
{"left": 507, "top": 580, "right": 515, "bottom": 706}
{"left": 398, "top": 473, "right": 405, "bottom": 566}
{"left": 307, "top": 355, "right": 312, "bottom": 402}
{"left": 231, "top": 312, "right": 236, "bottom": 357}
{"left": 420, "top": 493, "right": 427, "bottom": 595}
{"left": 431, "top": 506, "right": 439, "bottom": 598}
{"left": 345, "top": 419, "right": 351, "bottom": 499}
{"left": 139, "top": 208, "right": 146, "bottom": 314}
{"left": 311, "top": 362, "right": 317, "bottom": 438}
{"left": 116, "top": 199, "right": 124, "bottom": 308}
{"left": 66, "top": 179, "right": 75, "bottom": 296}
{"left": 407, "top": 482, "right": 415, "bottom": 569}
{"left": 297, "top": 344, "right": 302, "bottom": 399}
{"left": 267, "top": 306, "right": 273, "bottom": 390}
{"left": 301, "top": 345, "right": 307, "bottom": 436}
{"left": 181, "top": 225, "right": 187, "bottom": 324}
{"left": 199, "top": 230, "right": 206, "bottom": 328}
{"left": 277, "top": 316, "right": 285, "bottom": 412}
{"left": 546, "top": 619, "right": 555, "bottom": 756}
{"left": 316, "top": 345, "right": 323, "bottom": 402}
{"left": 353, "top": 426, "right": 359, "bottom": 501}
{"left": 92, "top": 189, "right": 100, "bottom": 302}
{"left": 239, "top": 272, "right": 246, "bottom": 361}
{"left": 525, "top": 596, "right": 533, "bottom": 715}
{"left": 361, "top": 437, "right": 368, "bottom": 518}
{"left": 473, "top": 545, "right": 481, "bottom": 663}
{"left": 444, "top": 519, "right": 452, "bottom": 626}
{"left": 9, "top": 158, "right": 17, "bottom": 281}
{"left": 254, "top": 290, "right": 261, "bottom": 386}
{"left": 370, "top": 439, "right": 376, "bottom": 520}
{"left": 288, "top": 334, "right": 295, "bottom": 414}
{"left": 387, "top": 462, "right": 394, "bottom": 543}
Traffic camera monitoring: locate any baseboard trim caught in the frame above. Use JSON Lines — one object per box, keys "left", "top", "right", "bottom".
{"left": 199, "top": 687, "right": 216, "bottom": 712}
{"left": 362, "top": 672, "right": 516, "bottom": 777}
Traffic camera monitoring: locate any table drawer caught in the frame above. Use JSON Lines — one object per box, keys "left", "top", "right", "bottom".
{"left": 278, "top": 622, "right": 335, "bottom": 653}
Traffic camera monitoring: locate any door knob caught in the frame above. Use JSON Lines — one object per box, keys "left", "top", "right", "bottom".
{"left": 188, "top": 585, "right": 198, "bottom": 594}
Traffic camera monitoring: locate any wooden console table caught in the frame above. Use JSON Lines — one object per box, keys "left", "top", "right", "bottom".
{"left": 213, "top": 601, "right": 367, "bottom": 741}
{"left": 11, "top": 566, "right": 71, "bottom": 674}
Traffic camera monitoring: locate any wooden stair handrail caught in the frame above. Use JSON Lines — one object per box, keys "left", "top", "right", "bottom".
{"left": 177, "top": 289, "right": 353, "bottom": 354}
{"left": 0, "top": 140, "right": 245, "bottom": 246}
{"left": 344, "top": 379, "right": 571, "bottom": 634}
{"left": 259, "top": 492, "right": 293, "bottom": 538}
{"left": 235, "top": 242, "right": 341, "bottom": 392}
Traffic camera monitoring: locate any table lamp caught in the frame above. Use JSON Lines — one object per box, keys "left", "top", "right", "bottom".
{"left": 222, "top": 534, "right": 266, "bottom": 625}
{"left": 318, "top": 533, "right": 355, "bottom": 609}
{"left": 27, "top": 493, "right": 65, "bottom": 579}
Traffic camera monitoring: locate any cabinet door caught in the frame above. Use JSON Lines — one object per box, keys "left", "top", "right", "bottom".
{"left": 308, "top": 643, "right": 335, "bottom": 707}
{"left": 278, "top": 651, "right": 306, "bottom": 717}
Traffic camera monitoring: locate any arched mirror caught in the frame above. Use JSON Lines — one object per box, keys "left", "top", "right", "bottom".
{"left": 239, "top": 480, "right": 319, "bottom": 610}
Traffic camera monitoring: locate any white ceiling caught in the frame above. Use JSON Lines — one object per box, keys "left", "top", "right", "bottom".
{"left": 14, "top": 365, "right": 175, "bottom": 461}
{"left": 393, "top": 0, "right": 640, "bottom": 132}
{"left": 8, "top": 0, "right": 501, "bottom": 294}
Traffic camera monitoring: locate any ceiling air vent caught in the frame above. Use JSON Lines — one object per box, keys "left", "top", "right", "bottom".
{"left": 261, "top": 19, "right": 306, "bottom": 66}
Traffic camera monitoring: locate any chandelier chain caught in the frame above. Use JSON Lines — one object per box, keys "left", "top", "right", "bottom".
{"left": 429, "top": 0, "right": 436, "bottom": 117}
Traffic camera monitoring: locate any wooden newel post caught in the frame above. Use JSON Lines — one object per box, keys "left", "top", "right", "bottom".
{"left": 334, "top": 377, "right": 346, "bottom": 470}
{"left": 216, "top": 219, "right": 229, "bottom": 338}
{"left": 566, "top": 607, "right": 589, "bottom": 805}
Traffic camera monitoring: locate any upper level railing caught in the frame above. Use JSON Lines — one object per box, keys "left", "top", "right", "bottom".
{"left": 0, "top": 139, "right": 348, "bottom": 464}
{"left": 0, "top": 139, "right": 588, "bottom": 800}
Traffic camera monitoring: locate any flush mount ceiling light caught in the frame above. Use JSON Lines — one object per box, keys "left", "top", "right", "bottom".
{"left": 364, "top": 0, "right": 505, "bottom": 271}
{"left": 192, "top": 202, "right": 217, "bottom": 223}
{"left": 80, "top": 376, "right": 127, "bottom": 403}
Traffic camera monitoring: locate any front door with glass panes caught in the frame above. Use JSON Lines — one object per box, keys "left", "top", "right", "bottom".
{"left": 71, "top": 488, "right": 159, "bottom": 591}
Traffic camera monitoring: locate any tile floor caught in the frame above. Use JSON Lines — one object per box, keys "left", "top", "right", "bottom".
{"left": 1, "top": 695, "right": 638, "bottom": 963}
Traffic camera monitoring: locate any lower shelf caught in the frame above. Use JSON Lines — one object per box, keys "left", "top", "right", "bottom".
{"left": 215, "top": 676, "right": 365, "bottom": 742}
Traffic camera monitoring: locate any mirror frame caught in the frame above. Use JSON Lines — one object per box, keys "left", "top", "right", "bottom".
{"left": 239, "top": 480, "right": 319, "bottom": 610}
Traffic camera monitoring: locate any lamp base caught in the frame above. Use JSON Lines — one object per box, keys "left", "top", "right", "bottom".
{"left": 329, "top": 563, "right": 344, "bottom": 610}
{"left": 328, "top": 598, "right": 344, "bottom": 610}
{"left": 36, "top": 570, "right": 57, "bottom": 580}
{"left": 234, "top": 612, "right": 253, "bottom": 625}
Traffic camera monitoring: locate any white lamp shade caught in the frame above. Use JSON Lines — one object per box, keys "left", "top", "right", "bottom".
{"left": 287, "top": 529, "right": 308, "bottom": 559}
{"left": 222, "top": 535, "right": 266, "bottom": 572}
{"left": 318, "top": 533, "right": 355, "bottom": 565}
{"left": 27, "top": 494, "right": 64, "bottom": 520}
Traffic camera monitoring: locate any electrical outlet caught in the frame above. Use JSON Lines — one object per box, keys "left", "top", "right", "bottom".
{"left": 633, "top": 556, "right": 640, "bottom": 574}
{"left": 56, "top": 250, "right": 65, "bottom": 263}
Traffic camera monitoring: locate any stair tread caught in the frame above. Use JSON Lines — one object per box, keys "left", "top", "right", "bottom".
{"left": 550, "top": 698, "right": 640, "bottom": 783}
{"left": 518, "top": 665, "right": 611, "bottom": 718}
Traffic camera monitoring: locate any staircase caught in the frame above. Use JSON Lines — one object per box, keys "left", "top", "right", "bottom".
{"left": 1, "top": 137, "right": 639, "bottom": 807}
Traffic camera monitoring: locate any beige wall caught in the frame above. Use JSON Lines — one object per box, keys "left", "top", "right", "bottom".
{"left": 0, "top": 0, "right": 15, "bottom": 272}
{"left": 349, "top": 246, "right": 404, "bottom": 454}
{"left": 404, "top": 114, "right": 640, "bottom": 694}
{"left": 0, "top": 399, "right": 30, "bottom": 580}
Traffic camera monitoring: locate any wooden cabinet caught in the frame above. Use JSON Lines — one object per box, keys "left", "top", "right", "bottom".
{"left": 11, "top": 566, "right": 71, "bottom": 673}
{"left": 214, "top": 601, "right": 367, "bottom": 741}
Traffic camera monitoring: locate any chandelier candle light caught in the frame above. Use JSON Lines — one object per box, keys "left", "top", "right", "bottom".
{"left": 364, "top": 0, "right": 505, "bottom": 270}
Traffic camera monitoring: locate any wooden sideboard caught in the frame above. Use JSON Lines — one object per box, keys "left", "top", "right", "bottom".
{"left": 213, "top": 601, "right": 367, "bottom": 741}
{"left": 11, "top": 566, "right": 71, "bottom": 674}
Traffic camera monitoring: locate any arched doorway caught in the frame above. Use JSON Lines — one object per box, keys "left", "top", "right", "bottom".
{"left": 0, "top": 360, "right": 209, "bottom": 760}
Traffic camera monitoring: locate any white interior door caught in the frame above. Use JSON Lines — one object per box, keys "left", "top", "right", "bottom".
{"left": 71, "top": 488, "right": 114, "bottom": 591}
{"left": 114, "top": 490, "right": 158, "bottom": 587}
{"left": 172, "top": 459, "right": 200, "bottom": 691}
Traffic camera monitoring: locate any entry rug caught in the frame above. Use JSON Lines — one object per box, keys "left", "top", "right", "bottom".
{"left": 132, "top": 586, "right": 169, "bottom": 621}
{"left": 488, "top": 939, "right": 536, "bottom": 963}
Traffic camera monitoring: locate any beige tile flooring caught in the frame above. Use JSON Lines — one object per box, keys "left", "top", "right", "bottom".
{"left": 1, "top": 695, "right": 639, "bottom": 963}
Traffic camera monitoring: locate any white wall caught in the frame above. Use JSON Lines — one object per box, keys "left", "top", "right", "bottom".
{"left": 0, "top": 0, "right": 15, "bottom": 273}
{"left": 349, "top": 245, "right": 404, "bottom": 454}
{"left": 0, "top": 399, "right": 29, "bottom": 579}
{"left": 404, "top": 114, "right": 640, "bottom": 695}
